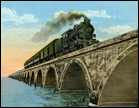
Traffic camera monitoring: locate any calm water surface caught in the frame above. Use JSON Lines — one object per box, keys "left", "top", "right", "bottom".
{"left": 1, "top": 77, "right": 90, "bottom": 107}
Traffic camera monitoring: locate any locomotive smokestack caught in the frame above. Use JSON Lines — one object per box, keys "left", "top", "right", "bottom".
{"left": 84, "top": 16, "right": 91, "bottom": 24}
{"left": 31, "top": 10, "right": 86, "bottom": 42}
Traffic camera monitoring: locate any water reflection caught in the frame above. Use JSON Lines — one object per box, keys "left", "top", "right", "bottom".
{"left": 34, "top": 87, "right": 89, "bottom": 107}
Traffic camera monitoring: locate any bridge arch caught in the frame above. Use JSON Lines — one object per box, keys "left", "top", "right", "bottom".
{"left": 44, "top": 65, "right": 58, "bottom": 88}
{"left": 36, "top": 69, "right": 43, "bottom": 87}
{"left": 30, "top": 71, "right": 35, "bottom": 86}
{"left": 18, "top": 74, "right": 21, "bottom": 81}
{"left": 19, "top": 73, "right": 23, "bottom": 81}
{"left": 59, "top": 58, "right": 93, "bottom": 94}
{"left": 20, "top": 74, "right": 22, "bottom": 81}
{"left": 22, "top": 73, "right": 25, "bottom": 82}
{"left": 25, "top": 73, "right": 26, "bottom": 78}
{"left": 21, "top": 73, "right": 24, "bottom": 82}
{"left": 24, "top": 73, "right": 27, "bottom": 83}
{"left": 25, "top": 72, "right": 30, "bottom": 84}
{"left": 97, "top": 42, "right": 138, "bottom": 106}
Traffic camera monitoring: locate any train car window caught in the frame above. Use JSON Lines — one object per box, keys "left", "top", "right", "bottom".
{"left": 43, "top": 50, "right": 45, "bottom": 57}
{"left": 47, "top": 47, "right": 49, "bottom": 55}
{"left": 39, "top": 53, "right": 41, "bottom": 59}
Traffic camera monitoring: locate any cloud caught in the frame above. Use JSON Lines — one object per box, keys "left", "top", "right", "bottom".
{"left": 1, "top": 27, "right": 40, "bottom": 50}
{"left": 20, "top": 14, "right": 38, "bottom": 23}
{"left": 83, "top": 10, "right": 115, "bottom": 18}
{"left": 98, "top": 25, "right": 135, "bottom": 34}
{"left": 1, "top": 7, "right": 38, "bottom": 24}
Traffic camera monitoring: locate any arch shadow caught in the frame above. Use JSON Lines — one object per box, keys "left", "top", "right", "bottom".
{"left": 44, "top": 67, "right": 57, "bottom": 88}
{"left": 30, "top": 71, "right": 35, "bottom": 86}
{"left": 26, "top": 72, "right": 30, "bottom": 84}
{"left": 36, "top": 69, "right": 43, "bottom": 87}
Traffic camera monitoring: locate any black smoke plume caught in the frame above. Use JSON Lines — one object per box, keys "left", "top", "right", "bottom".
{"left": 31, "top": 10, "right": 86, "bottom": 42}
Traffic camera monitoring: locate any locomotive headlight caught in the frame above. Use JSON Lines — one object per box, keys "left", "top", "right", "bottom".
{"left": 85, "top": 27, "right": 93, "bottom": 33}
{"left": 84, "top": 25, "right": 94, "bottom": 34}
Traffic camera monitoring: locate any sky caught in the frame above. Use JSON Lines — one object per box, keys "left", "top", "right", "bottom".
{"left": 1, "top": 1, "right": 138, "bottom": 77}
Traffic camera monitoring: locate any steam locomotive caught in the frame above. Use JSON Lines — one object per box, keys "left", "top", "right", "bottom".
{"left": 24, "top": 17, "right": 99, "bottom": 69}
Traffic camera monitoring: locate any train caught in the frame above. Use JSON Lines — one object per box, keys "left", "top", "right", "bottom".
{"left": 24, "top": 17, "right": 99, "bottom": 69}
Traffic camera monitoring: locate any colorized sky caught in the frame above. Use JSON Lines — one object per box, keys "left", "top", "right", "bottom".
{"left": 1, "top": 1, "right": 138, "bottom": 77}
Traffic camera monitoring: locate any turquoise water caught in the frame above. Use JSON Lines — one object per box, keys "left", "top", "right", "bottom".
{"left": 1, "top": 77, "right": 89, "bottom": 107}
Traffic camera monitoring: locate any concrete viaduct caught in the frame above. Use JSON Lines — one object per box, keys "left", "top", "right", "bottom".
{"left": 9, "top": 29, "right": 138, "bottom": 106}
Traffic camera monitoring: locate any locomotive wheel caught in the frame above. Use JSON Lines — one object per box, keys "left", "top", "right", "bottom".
{"left": 58, "top": 53, "right": 61, "bottom": 57}
{"left": 66, "top": 50, "right": 68, "bottom": 54}
{"left": 75, "top": 47, "right": 77, "bottom": 51}
{"left": 50, "top": 56, "right": 54, "bottom": 59}
{"left": 78, "top": 45, "right": 83, "bottom": 49}
{"left": 56, "top": 53, "right": 58, "bottom": 57}
{"left": 70, "top": 47, "right": 75, "bottom": 52}
{"left": 58, "top": 52, "right": 60, "bottom": 57}
{"left": 65, "top": 49, "right": 69, "bottom": 54}
{"left": 73, "top": 47, "right": 76, "bottom": 51}
{"left": 64, "top": 49, "right": 69, "bottom": 54}
{"left": 64, "top": 50, "right": 66, "bottom": 54}
{"left": 64, "top": 51, "right": 66, "bottom": 55}
{"left": 70, "top": 48, "right": 72, "bottom": 52}
{"left": 59, "top": 52, "right": 62, "bottom": 56}
{"left": 61, "top": 52, "right": 63, "bottom": 56}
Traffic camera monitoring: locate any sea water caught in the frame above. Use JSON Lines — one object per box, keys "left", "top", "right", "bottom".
{"left": 1, "top": 77, "right": 89, "bottom": 107}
